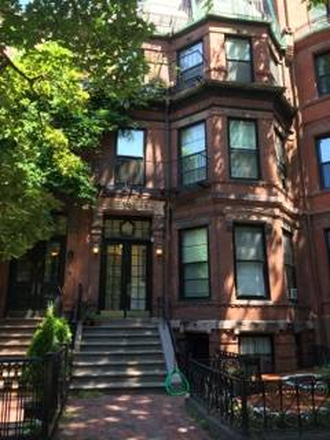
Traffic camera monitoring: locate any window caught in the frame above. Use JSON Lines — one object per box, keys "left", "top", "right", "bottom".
{"left": 316, "top": 52, "right": 330, "bottom": 96}
{"left": 229, "top": 119, "right": 259, "bottom": 180}
{"left": 269, "top": 54, "right": 280, "bottom": 85}
{"left": 240, "top": 335, "right": 274, "bottom": 373}
{"left": 283, "top": 233, "right": 297, "bottom": 301}
{"left": 178, "top": 42, "right": 204, "bottom": 88}
{"left": 317, "top": 135, "right": 330, "bottom": 188}
{"left": 325, "top": 229, "right": 330, "bottom": 258}
{"left": 180, "top": 122, "right": 207, "bottom": 185}
{"left": 234, "top": 225, "right": 268, "bottom": 298}
{"left": 180, "top": 227, "right": 210, "bottom": 299}
{"left": 225, "top": 37, "right": 252, "bottom": 82}
{"left": 116, "top": 129, "right": 144, "bottom": 185}
{"left": 274, "top": 131, "right": 286, "bottom": 186}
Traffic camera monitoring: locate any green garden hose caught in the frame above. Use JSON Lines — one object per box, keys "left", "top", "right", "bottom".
{"left": 165, "top": 368, "right": 190, "bottom": 396}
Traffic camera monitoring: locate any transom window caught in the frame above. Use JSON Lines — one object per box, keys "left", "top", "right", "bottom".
{"left": 104, "top": 218, "right": 151, "bottom": 240}
{"left": 229, "top": 119, "right": 259, "bottom": 180}
{"left": 180, "top": 227, "right": 210, "bottom": 299}
{"left": 234, "top": 225, "right": 268, "bottom": 299}
{"left": 274, "top": 131, "right": 286, "bottom": 187}
{"left": 239, "top": 335, "right": 274, "bottom": 373}
{"left": 225, "top": 37, "right": 252, "bottom": 83}
{"left": 316, "top": 52, "right": 330, "bottom": 96}
{"left": 317, "top": 135, "right": 330, "bottom": 188}
{"left": 283, "top": 232, "right": 297, "bottom": 301}
{"left": 180, "top": 122, "right": 207, "bottom": 186}
{"left": 116, "top": 129, "right": 144, "bottom": 186}
{"left": 178, "top": 42, "right": 204, "bottom": 88}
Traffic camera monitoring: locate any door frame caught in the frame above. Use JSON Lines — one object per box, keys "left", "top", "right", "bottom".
{"left": 99, "top": 238, "right": 152, "bottom": 317}
{"left": 7, "top": 236, "right": 66, "bottom": 312}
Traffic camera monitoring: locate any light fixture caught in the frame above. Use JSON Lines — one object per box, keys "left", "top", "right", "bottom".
{"left": 155, "top": 247, "right": 163, "bottom": 257}
{"left": 92, "top": 244, "right": 100, "bottom": 255}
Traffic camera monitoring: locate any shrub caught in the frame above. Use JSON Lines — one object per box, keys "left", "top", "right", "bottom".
{"left": 27, "top": 305, "right": 72, "bottom": 358}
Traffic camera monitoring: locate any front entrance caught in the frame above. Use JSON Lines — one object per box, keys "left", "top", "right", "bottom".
{"left": 7, "top": 238, "right": 66, "bottom": 312}
{"left": 100, "top": 218, "right": 152, "bottom": 317}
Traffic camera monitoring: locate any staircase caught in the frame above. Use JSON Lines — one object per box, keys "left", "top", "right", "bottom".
{"left": 0, "top": 318, "right": 41, "bottom": 357}
{"left": 71, "top": 318, "right": 167, "bottom": 391}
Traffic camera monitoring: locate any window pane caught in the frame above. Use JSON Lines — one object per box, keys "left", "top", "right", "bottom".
{"left": 181, "top": 123, "right": 206, "bottom": 156}
{"left": 235, "top": 226, "right": 264, "bottom": 261}
{"left": 184, "top": 279, "right": 209, "bottom": 297}
{"left": 226, "top": 38, "right": 251, "bottom": 61}
{"left": 283, "top": 234, "right": 293, "bottom": 265}
{"left": 270, "top": 56, "right": 280, "bottom": 85}
{"left": 237, "top": 262, "right": 266, "bottom": 297}
{"left": 227, "top": 60, "right": 252, "bottom": 82}
{"left": 116, "top": 158, "right": 144, "bottom": 185}
{"left": 184, "top": 262, "right": 209, "bottom": 279}
{"left": 231, "top": 151, "right": 258, "bottom": 179}
{"left": 319, "top": 137, "right": 330, "bottom": 163}
{"left": 117, "top": 129, "right": 144, "bottom": 157}
{"left": 230, "top": 120, "right": 256, "bottom": 150}
{"left": 179, "top": 42, "right": 203, "bottom": 72}
{"left": 182, "top": 228, "right": 208, "bottom": 263}
{"left": 285, "top": 266, "right": 296, "bottom": 290}
{"left": 322, "top": 163, "right": 330, "bottom": 188}
{"left": 319, "top": 76, "right": 330, "bottom": 95}
{"left": 241, "top": 336, "right": 272, "bottom": 355}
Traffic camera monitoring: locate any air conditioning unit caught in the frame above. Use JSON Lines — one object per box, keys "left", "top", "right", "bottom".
{"left": 288, "top": 288, "right": 298, "bottom": 301}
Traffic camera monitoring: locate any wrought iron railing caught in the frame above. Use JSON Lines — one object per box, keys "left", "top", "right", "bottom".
{"left": 187, "top": 356, "right": 330, "bottom": 438}
{"left": 0, "top": 346, "right": 70, "bottom": 440}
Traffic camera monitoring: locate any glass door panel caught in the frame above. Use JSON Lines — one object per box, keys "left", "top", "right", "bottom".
{"left": 129, "top": 245, "right": 147, "bottom": 311}
{"left": 104, "top": 244, "right": 123, "bottom": 310}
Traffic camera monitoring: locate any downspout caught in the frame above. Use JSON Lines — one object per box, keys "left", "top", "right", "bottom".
{"left": 163, "top": 90, "right": 172, "bottom": 322}
{"left": 289, "top": 52, "right": 327, "bottom": 347}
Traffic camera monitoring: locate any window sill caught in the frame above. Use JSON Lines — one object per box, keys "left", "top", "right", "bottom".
{"left": 234, "top": 299, "right": 273, "bottom": 306}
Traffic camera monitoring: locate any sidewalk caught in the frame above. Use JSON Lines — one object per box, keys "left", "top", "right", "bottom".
{"left": 56, "top": 393, "right": 211, "bottom": 440}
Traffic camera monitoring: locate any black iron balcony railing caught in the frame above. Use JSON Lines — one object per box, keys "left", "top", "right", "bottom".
{"left": 180, "top": 150, "right": 208, "bottom": 186}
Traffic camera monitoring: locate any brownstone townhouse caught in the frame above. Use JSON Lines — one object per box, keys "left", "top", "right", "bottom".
{"left": 1, "top": 0, "right": 330, "bottom": 373}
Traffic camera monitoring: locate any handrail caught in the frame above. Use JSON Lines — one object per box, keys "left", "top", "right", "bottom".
{"left": 70, "top": 283, "right": 83, "bottom": 349}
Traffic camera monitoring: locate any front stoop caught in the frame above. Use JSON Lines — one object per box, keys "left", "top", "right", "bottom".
{"left": 0, "top": 318, "right": 42, "bottom": 357}
{"left": 71, "top": 319, "right": 167, "bottom": 392}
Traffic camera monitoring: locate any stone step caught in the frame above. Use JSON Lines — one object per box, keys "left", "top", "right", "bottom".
{"left": 74, "top": 351, "right": 164, "bottom": 363}
{"left": 82, "top": 335, "right": 160, "bottom": 344}
{"left": 73, "top": 358, "right": 165, "bottom": 368}
{"left": 84, "top": 322, "right": 158, "bottom": 330}
{"left": 0, "top": 333, "right": 35, "bottom": 339}
{"left": 73, "top": 364, "right": 166, "bottom": 376}
{"left": 82, "top": 329, "right": 158, "bottom": 337}
{"left": 70, "top": 379, "right": 165, "bottom": 391}
{"left": 72, "top": 369, "right": 166, "bottom": 380}
{"left": 0, "top": 340, "right": 31, "bottom": 347}
{"left": 0, "top": 349, "right": 28, "bottom": 356}
{"left": 80, "top": 341, "right": 161, "bottom": 353}
{"left": 0, "top": 318, "right": 42, "bottom": 325}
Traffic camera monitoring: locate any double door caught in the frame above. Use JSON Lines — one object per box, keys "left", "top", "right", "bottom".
{"left": 100, "top": 240, "right": 151, "bottom": 316}
{"left": 7, "top": 239, "right": 66, "bottom": 312}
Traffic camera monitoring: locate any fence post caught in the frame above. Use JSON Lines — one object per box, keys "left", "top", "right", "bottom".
{"left": 241, "top": 377, "right": 250, "bottom": 437}
{"left": 43, "top": 352, "right": 55, "bottom": 439}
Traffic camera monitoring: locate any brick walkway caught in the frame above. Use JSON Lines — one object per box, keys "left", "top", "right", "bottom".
{"left": 56, "top": 394, "right": 211, "bottom": 440}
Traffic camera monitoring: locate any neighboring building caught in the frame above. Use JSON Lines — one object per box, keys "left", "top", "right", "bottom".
{"left": 0, "top": 0, "right": 329, "bottom": 373}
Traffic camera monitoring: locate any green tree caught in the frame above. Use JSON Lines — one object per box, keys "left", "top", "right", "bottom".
{"left": 0, "top": 1, "right": 153, "bottom": 260}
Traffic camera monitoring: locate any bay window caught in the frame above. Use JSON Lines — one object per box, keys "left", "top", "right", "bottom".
{"left": 180, "top": 122, "right": 207, "bottom": 185}
{"left": 225, "top": 37, "right": 252, "bottom": 82}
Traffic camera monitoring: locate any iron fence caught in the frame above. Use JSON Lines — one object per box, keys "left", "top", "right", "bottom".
{"left": 0, "top": 346, "right": 70, "bottom": 440}
{"left": 187, "top": 357, "right": 330, "bottom": 438}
